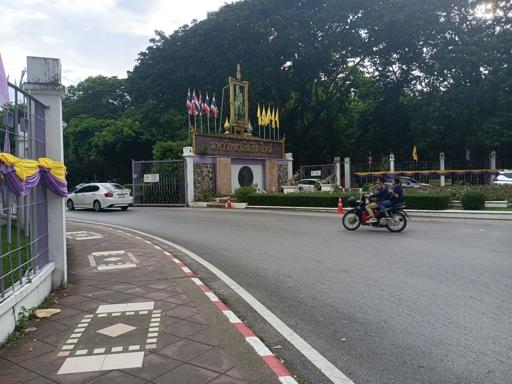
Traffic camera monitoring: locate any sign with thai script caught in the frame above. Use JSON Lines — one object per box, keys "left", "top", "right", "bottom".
{"left": 194, "top": 134, "right": 284, "bottom": 159}
{"left": 143, "top": 174, "right": 159, "bottom": 183}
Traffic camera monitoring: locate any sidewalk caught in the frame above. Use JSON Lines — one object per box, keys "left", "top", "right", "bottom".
{"left": 0, "top": 222, "right": 289, "bottom": 384}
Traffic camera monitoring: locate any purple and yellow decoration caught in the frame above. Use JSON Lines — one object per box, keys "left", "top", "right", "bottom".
{"left": 0, "top": 153, "right": 67, "bottom": 197}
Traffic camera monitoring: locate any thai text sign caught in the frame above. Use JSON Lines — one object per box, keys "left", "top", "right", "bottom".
{"left": 143, "top": 174, "right": 160, "bottom": 183}
{"left": 195, "top": 134, "right": 284, "bottom": 159}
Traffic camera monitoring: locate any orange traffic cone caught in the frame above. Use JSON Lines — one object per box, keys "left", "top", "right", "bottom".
{"left": 226, "top": 197, "right": 232, "bottom": 209}
{"left": 337, "top": 197, "right": 344, "bottom": 214}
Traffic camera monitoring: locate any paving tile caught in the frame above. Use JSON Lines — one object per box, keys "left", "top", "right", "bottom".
{"left": 25, "top": 376, "right": 59, "bottom": 384}
{"left": 121, "top": 352, "right": 182, "bottom": 380}
{"left": 160, "top": 319, "right": 208, "bottom": 338}
{"left": 209, "top": 375, "right": 247, "bottom": 384}
{"left": 20, "top": 350, "right": 66, "bottom": 374}
{"left": 96, "top": 323, "right": 137, "bottom": 337}
{"left": 187, "top": 314, "right": 208, "bottom": 325}
{"left": 189, "top": 348, "right": 235, "bottom": 374}
{"left": 30, "top": 320, "right": 71, "bottom": 339}
{"left": 84, "top": 370, "right": 147, "bottom": 384}
{"left": 143, "top": 292, "right": 171, "bottom": 300}
{"left": 58, "top": 295, "right": 91, "bottom": 306}
{"left": 0, "top": 338, "right": 56, "bottom": 363}
{"left": 152, "top": 363, "right": 220, "bottom": 384}
{"left": 0, "top": 357, "right": 38, "bottom": 384}
{"left": 165, "top": 306, "right": 199, "bottom": 320}
{"left": 185, "top": 329, "right": 221, "bottom": 347}
{"left": 45, "top": 368, "right": 108, "bottom": 384}
{"left": 156, "top": 339, "right": 213, "bottom": 362}
{"left": 225, "top": 367, "right": 243, "bottom": 379}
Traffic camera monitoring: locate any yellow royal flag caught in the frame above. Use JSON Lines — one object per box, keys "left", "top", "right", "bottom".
{"left": 257, "top": 104, "right": 262, "bottom": 126}
{"left": 271, "top": 108, "right": 276, "bottom": 128}
{"left": 275, "top": 108, "right": 280, "bottom": 129}
{"left": 412, "top": 145, "right": 418, "bottom": 161}
{"left": 261, "top": 107, "right": 267, "bottom": 126}
{"left": 266, "top": 105, "right": 272, "bottom": 126}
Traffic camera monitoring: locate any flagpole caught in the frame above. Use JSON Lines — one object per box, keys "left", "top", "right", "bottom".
{"left": 207, "top": 115, "right": 210, "bottom": 134}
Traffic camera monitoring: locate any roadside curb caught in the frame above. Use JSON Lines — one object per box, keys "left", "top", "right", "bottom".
{"left": 245, "top": 206, "right": 512, "bottom": 220}
{"left": 70, "top": 220, "right": 299, "bottom": 384}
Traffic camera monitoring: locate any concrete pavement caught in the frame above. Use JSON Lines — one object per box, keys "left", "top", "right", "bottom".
{"left": 0, "top": 222, "right": 288, "bottom": 384}
{"left": 66, "top": 208, "right": 512, "bottom": 384}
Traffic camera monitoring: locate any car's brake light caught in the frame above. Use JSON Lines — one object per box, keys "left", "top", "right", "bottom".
{"left": 104, "top": 191, "right": 113, "bottom": 198}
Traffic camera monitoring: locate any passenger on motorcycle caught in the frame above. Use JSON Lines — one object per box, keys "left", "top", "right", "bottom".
{"left": 379, "top": 177, "right": 403, "bottom": 221}
{"left": 366, "top": 177, "right": 389, "bottom": 224}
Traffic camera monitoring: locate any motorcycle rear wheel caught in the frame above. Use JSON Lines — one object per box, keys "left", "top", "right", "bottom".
{"left": 342, "top": 211, "right": 361, "bottom": 230}
{"left": 386, "top": 212, "right": 407, "bottom": 232}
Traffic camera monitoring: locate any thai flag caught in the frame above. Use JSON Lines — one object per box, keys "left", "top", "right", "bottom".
{"left": 203, "top": 92, "right": 211, "bottom": 117}
{"left": 193, "top": 90, "right": 201, "bottom": 116}
{"left": 210, "top": 94, "right": 218, "bottom": 119}
{"left": 186, "top": 89, "right": 192, "bottom": 115}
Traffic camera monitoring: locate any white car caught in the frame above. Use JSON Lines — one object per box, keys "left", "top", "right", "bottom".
{"left": 493, "top": 170, "right": 512, "bottom": 186}
{"left": 297, "top": 178, "right": 321, "bottom": 192}
{"left": 67, "top": 183, "right": 133, "bottom": 212}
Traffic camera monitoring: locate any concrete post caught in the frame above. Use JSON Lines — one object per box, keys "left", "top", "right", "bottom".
{"left": 489, "top": 151, "right": 496, "bottom": 185}
{"left": 285, "top": 153, "right": 293, "bottom": 181}
{"left": 24, "top": 56, "right": 66, "bottom": 289}
{"left": 344, "top": 157, "right": 351, "bottom": 190}
{"left": 334, "top": 157, "right": 341, "bottom": 187}
{"left": 183, "top": 147, "right": 195, "bottom": 205}
{"left": 439, "top": 152, "right": 446, "bottom": 187}
{"left": 389, "top": 153, "right": 395, "bottom": 173}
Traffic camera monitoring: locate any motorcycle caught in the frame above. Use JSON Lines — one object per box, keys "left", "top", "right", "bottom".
{"left": 342, "top": 195, "right": 408, "bottom": 232}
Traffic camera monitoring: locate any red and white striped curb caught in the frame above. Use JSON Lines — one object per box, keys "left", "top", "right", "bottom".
{"left": 174, "top": 258, "right": 298, "bottom": 384}
{"left": 108, "top": 227, "right": 298, "bottom": 384}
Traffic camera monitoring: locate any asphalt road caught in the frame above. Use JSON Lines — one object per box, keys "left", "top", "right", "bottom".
{"left": 67, "top": 208, "right": 512, "bottom": 384}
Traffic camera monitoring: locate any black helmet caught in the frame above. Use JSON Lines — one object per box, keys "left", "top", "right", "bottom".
{"left": 347, "top": 196, "right": 357, "bottom": 207}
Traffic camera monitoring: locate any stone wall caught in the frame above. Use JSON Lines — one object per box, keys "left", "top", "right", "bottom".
{"left": 278, "top": 164, "right": 288, "bottom": 190}
{"left": 194, "top": 164, "right": 215, "bottom": 200}
{"left": 265, "top": 159, "right": 278, "bottom": 193}
{"left": 216, "top": 157, "right": 232, "bottom": 195}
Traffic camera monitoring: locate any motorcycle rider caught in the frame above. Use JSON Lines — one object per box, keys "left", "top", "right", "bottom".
{"left": 379, "top": 177, "right": 403, "bottom": 222}
{"left": 366, "top": 176, "right": 388, "bottom": 224}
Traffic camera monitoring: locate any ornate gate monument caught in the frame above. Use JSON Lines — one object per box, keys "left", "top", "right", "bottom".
{"left": 184, "top": 66, "right": 293, "bottom": 204}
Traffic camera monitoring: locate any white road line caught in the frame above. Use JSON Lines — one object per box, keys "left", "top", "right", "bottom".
{"left": 69, "top": 220, "right": 355, "bottom": 384}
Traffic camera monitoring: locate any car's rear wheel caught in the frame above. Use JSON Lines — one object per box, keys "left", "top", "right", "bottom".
{"left": 67, "top": 199, "right": 75, "bottom": 211}
{"left": 120, "top": 206, "right": 129, "bottom": 211}
{"left": 93, "top": 200, "right": 102, "bottom": 212}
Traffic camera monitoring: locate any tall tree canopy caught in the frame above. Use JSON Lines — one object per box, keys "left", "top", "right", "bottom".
{"left": 64, "top": 0, "right": 512, "bottom": 184}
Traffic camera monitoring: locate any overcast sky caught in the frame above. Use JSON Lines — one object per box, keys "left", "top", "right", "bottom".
{"left": 0, "top": 0, "right": 234, "bottom": 86}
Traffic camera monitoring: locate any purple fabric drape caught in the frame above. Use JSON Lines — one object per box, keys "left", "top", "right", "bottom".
{"left": 0, "top": 164, "right": 40, "bottom": 197}
{"left": 39, "top": 168, "right": 67, "bottom": 197}
{"left": 0, "top": 164, "right": 67, "bottom": 197}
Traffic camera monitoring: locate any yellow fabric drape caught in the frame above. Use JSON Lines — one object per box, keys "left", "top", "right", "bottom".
{"left": 0, "top": 153, "right": 67, "bottom": 182}
{"left": 38, "top": 157, "right": 67, "bottom": 183}
{"left": 0, "top": 153, "right": 40, "bottom": 181}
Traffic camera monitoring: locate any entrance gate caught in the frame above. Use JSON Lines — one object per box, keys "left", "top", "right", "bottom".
{"left": 132, "top": 160, "right": 186, "bottom": 206}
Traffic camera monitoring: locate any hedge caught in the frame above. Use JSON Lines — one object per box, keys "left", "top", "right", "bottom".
{"left": 461, "top": 191, "right": 486, "bottom": 210}
{"left": 246, "top": 192, "right": 451, "bottom": 210}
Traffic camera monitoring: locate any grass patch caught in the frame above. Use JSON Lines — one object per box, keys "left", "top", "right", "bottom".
{"left": 1, "top": 226, "right": 31, "bottom": 291}
{"left": 0, "top": 306, "right": 36, "bottom": 347}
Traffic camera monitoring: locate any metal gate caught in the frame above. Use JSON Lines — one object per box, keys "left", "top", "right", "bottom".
{"left": 132, "top": 160, "right": 186, "bottom": 206}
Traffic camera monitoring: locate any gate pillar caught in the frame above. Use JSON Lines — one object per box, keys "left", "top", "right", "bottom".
{"left": 24, "top": 56, "right": 67, "bottom": 289}
{"left": 183, "top": 147, "right": 195, "bottom": 205}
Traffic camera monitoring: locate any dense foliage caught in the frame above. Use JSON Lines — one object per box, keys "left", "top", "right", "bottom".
{"left": 461, "top": 190, "right": 486, "bottom": 209}
{"left": 63, "top": 0, "right": 512, "bottom": 186}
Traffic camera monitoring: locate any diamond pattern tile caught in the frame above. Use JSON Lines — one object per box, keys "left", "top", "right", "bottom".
{"left": 96, "top": 323, "right": 137, "bottom": 338}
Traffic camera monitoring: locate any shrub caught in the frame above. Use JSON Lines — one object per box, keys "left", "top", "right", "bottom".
{"left": 234, "top": 185, "right": 258, "bottom": 202}
{"left": 403, "top": 194, "right": 451, "bottom": 210}
{"left": 246, "top": 192, "right": 451, "bottom": 210}
{"left": 461, "top": 191, "right": 486, "bottom": 210}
